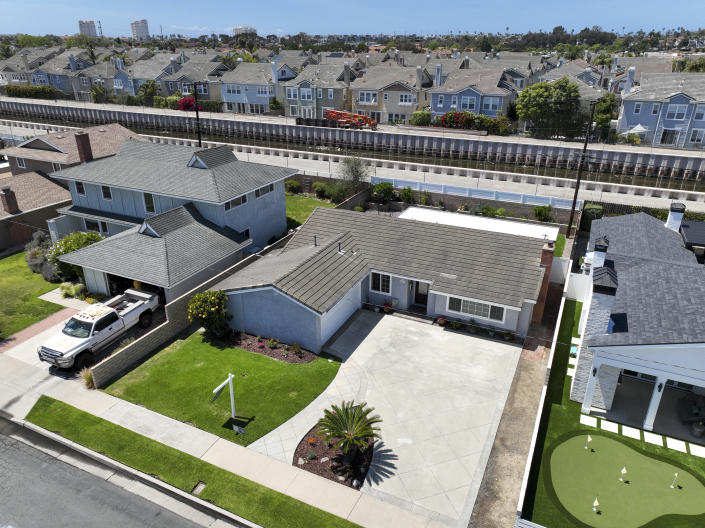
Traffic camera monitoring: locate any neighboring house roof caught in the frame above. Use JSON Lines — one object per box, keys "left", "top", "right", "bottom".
{"left": 622, "top": 72, "right": 705, "bottom": 101}
{"left": 0, "top": 46, "right": 63, "bottom": 72}
{"left": 217, "top": 207, "right": 546, "bottom": 313}
{"left": 612, "top": 57, "right": 674, "bottom": 82}
{"left": 0, "top": 171, "right": 70, "bottom": 218}
{"left": 353, "top": 64, "right": 429, "bottom": 90}
{"left": 161, "top": 60, "right": 227, "bottom": 82}
{"left": 59, "top": 204, "right": 249, "bottom": 288}
{"left": 220, "top": 62, "right": 273, "bottom": 85}
{"left": 540, "top": 66, "right": 607, "bottom": 102}
{"left": 0, "top": 123, "right": 143, "bottom": 166}
{"left": 281, "top": 64, "right": 354, "bottom": 88}
{"left": 51, "top": 140, "right": 294, "bottom": 204}
{"left": 124, "top": 56, "right": 175, "bottom": 80}
{"left": 680, "top": 220, "right": 705, "bottom": 247}
{"left": 433, "top": 68, "right": 510, "bottom": 95}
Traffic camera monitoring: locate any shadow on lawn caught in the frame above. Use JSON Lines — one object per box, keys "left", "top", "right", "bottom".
{"left": 223, "top": 415, "right": 256, "bottom": 431}
{"left": 364, "top": 441, "right": 399, "bottom": 485}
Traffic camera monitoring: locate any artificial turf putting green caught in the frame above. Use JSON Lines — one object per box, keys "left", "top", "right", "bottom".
{"left": 549, "top": 433, "right": 705, "bottom": 527}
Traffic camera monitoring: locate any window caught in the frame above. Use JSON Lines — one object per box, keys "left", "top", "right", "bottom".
{"left": 438, "top": 94, "right": 444, "bottom": 106}
{"left": 666, "top": 104, "right": 687, "bottom": 120}
{"left": 286, "top": 87, "right": 298, "bottom": 100}
{"left": 633, "top": 102, "right": 641, "bottom": 114}
{"left": 398, "top": 93, "right": 415, "bottom": 105}
{"left": 695, "top": 105, "right": 705, "bottom": 121}
{"left": 101, "top": 185, "right": 112, "bottom": 200}
{"left": 290, "top": 105, "right": 297, "bottom": 116}
{"left": 255, "top": 183, "right": 274, "bottom": 198}
{"left": 383, "top": 92, "right": 388, "bottom": 101}
{"left": 358, "top": 91, "right": 377, "bottom": 104}
{"left": 370, "top": 272, "right": 391, "bottom": 294}
{"left": 16, "top": 158, "right": 25, "bottom": 168}
{"left": 659, "top": 129, "right": 678, "bottom": 145}
{"left": 181, "top": 82, "right": 193, "bottom": 94}
{"left": 300, "top": 88, "right": 313, "bottom": 100}
{"left": 451, "top": 95, "right": 458, "bottom": 108}
{"left": 256, "top": 85, "right": 271, "bottom": 96}
{"left": 317, "top": 88, "right": 322, "bottom": 99}
{"left": 447, "top": 296, "right": 504, "bottom": 322}
{"left": 84, "top": 219, "right": 109, "bottom": 234}
{"left": 690, "top": 129, "right": 705, "bottom": 144}
{"left": 143, "top": 193, "right": 155, "bottom": 214}
{"left": 197, "top": 83, "right": 208, "bottom": 95}
{"left": 94, "top": 312, "right": 119, "bottom": 332}
{"left": 482, "top": 97, "right": 500, "bottom": 111}
{"left": 75, "top": 181, "right": 85, "bottom": 195}
{"left": 387, "top": 113, "right": 406, "bottom": 123}
{"left": 224, "top": 194, "right": 247, "bottom": 210}
{"left": 328, "top": 88, "right": 333, "bottom": 99}
{"left": 114, "top": 79, "right": 123, "bottom": 90}
{"left": 168, "top": 81, "right": 176, "bottom": 91}
{"left": 51, "top": 162, "right": 61, "bottom": 172}
{"left": 225, "top": 84, "right": 241, "bottom": 95}
{"left": 460, "top": 96, "right": 475, "bottom": 111}
{"left": 651, "top": 102, "right": 661, "bottom": 115}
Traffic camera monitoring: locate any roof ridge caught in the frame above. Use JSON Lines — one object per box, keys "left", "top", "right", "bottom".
{"left": 276, "top": 231, "right": 354, "bottom": 286}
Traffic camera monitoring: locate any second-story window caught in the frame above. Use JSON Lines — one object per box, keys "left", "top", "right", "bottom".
{"left": 300, "top": 88, "right": 313, "bottom": 100}
{"left": 257, "top": 86, "right": 271, "bottom": 96}
{"left": 255, "top": 183, "right": 274, "bottom": 198}
{"left": 317, "top": 88, "right": 322, "bottom": 99}
{"left": 101, "top": 185, "right": 112, "bottom": 200}
{"left": 438, "top": 94, "right": 444, "bottom": 106}
{"left": 399, "top": 93, "right": 415, "bottom": 105}
{"left": 225, "top": 84, "right": 241, "bottom": 95}
{"left": 16, "top": 158, "right": 25, "bottom": 168}
{"left": 695, "top": 105, "right": 705, "bottom": 121}
{"left": 286, "top": 87, "right": 298, "bottom": 100}
{"left": 328, "top": 88, "right": 333, "bottom": 99}
{"left": 197, "top": 84, "right": 208, "bottom": 95}
{"left": 75, "top": 181, "right": 85, "bottom": 195}
{"left": 666, "top": 104, "right": 687, "bottom": 120}
{"left": 114, "top": 79, "right": 123, "bottom": 90}
{"left": 359, "top": 91, "right": 377, "bottom": 104}
{"left": 224, "top": 194, "right": 247, "bottom": 211}
{"left": 144, "top": 193, "right": 155, "bottom": 214}
{"left": 633, "top": 102, "right": 641, "bottom": 114}
{"left": 652, "top": 103, "right": 661, "bottom": 115}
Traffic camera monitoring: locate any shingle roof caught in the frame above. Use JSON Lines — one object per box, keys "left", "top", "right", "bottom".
{"left": 220, "top": 62, "right": 273, "bottom": 85}
{"left": 0, "top": 171, "right": 70, "bottom": 218}
{"left": 59, "top": 203, "right": 249, "bottom": 288}
{"left": 216, "top": 208, "right": 546, "bottom": 313}
{"left": 622, "top": 72, "right": 705, "bottom": 102}
{"left": 353, "top": 64, "right": 427, "bottom": 90}
{"left": 0, "top": 123, "right": 144, "bottom": 165}
{"left": 56, "top": 205, "right": 142, "bottom": 227}
{"left": 161, "top": 60, "right": 226, "bottom": 82}
{"left": 124, "top": 56, "right": 174, "bottom": 80}
{"left": 51, "top": 140, "right": 294, "bottom": 203}
{"left": 281, "top": 64, "right": 352, "bottom": 88}
{"left": 433, "top": 68, "right": 509, "bottom": 95}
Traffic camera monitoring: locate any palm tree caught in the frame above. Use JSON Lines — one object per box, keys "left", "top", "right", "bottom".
{"left": 317, "top": 401, "right": 381, "bottom": 463}
{"left": 138, "top": 80, "right": 158, "bottom": 106}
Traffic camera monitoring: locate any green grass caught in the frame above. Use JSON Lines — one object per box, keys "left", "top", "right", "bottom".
{"left": 554, "top": 234, "right": 566, "bottom": 257}
{"left": 523, "top": 300, "right": 705, "bottom": 528}
{"left": 0, "top": 252, "right": 63, "bottom": 339}
{"left": 26, "top": 396, "right": 359, "bottom": 528}
{"left": 286, "top": 194, "right": 335, "bottom": 229}
{"left": 106, "top": 332, "right": 341, "bottom": 446}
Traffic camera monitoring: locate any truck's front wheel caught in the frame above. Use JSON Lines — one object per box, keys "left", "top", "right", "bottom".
{"left": 139, "top": 311, "right": 152, "bottom": 328}
{"left": 74, "top": 352, "right": 93, "bottom": 370}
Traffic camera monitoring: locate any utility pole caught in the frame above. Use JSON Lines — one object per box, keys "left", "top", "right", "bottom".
{"left": 567, "top": 101, "right": 597, "bottom": 238}
{"left": 193, "top": 82, "right": 203, "bottom": 147}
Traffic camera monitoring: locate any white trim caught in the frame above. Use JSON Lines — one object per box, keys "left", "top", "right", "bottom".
{"left": 138, "top": 221, "right": 160, "bottom": 237}
{"left": 100, "top": 185, "right": 112, "bottom": 201}
{"left": 369, "top": 268, "right": 431, "bottom": 285}
{"left": 445, "top": 295, "right": 506, "bottom": 324}
{"left": 225, "top": 286, "right": 320, "bottom": 316}
{"left": 429, "top": 289, "right": 522, "bottom": 313}
{"left": 16, "top": 136, "right": 66, "bottom": 153}
{"left": 75, "top": 181, "right": 86, "bottom": 196}
{"left": 143, "top": 192, "right": 156, "bottom": 215}
{"left": 369, "top": 271, "right": 391, "bottom": 294}
{"left": 16, "top": 157, "right": 25, "bottom": 168}
{"left": 83, "top": 217, "right": 109, "bottom": 235}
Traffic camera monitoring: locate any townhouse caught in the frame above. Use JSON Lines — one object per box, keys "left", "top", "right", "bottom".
{"left": 430, "top": 67, "right": 513, "bottom": 118}
{"left": 0, "top": 46, "right": 64, "bottom": 87}
{"left": 160, "top": 58, "right": 229, "bottom": 102}
{"left": 220, "top": 62, "right": 277, "bottom": 114}
{"left": 281, "top": 63, "right": 355, "bottom": 119}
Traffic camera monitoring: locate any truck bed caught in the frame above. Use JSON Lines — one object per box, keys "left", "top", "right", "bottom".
{"left": 105, "top": 289, "right": 157, "bottom": 318}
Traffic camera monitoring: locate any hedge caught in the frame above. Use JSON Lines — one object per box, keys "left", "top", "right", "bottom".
{"left": 4, "top": 84, "right": 66, "bottom": 100}
{"left": 433, "top": 111, "right": 511, "bottom": 135}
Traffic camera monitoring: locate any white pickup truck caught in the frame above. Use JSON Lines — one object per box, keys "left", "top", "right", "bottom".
{"left": 38, "top": 289, "right": 158, "bottom": 369}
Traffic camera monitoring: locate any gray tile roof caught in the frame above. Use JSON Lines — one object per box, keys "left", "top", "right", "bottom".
{"left": 219, "top": 208, "right": 546, "bottom": 313}
{"left": 161, "top": 60, "right": 227, "bottom": 82}
{"left": 353, "top": 64, "right": 429, "bottom": 90}
{"left": 281, "top": 64, "right": 353, "bottom": 88}
{"left": 220, "top": 62, "right": 273, "bottom": 85}
{"left": 433, "top": 68, "right": 510, "bottom": 95}
{"left": 60, "top": 204, "right": 249, "bottom": 288}
{"left": 622, "top": 72, "right": 705, "bottom": 102}
{"left": 51, "top": 140, "right": 294, "bottom": 204}
{"left": 124, "top": 56, "right": 175, "bottom": 80}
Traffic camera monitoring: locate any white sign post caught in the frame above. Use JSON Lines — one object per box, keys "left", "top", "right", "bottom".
{"left": 211, "top": 373, "right": 246, "bottom": 435}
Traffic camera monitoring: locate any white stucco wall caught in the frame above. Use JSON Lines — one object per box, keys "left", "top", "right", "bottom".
{"left": 320, "top": 281, "right": 362, "bottom": 345}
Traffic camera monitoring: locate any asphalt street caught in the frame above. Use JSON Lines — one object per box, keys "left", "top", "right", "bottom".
{"left": 0, "top": 431, "right": 203, "bottom": 528}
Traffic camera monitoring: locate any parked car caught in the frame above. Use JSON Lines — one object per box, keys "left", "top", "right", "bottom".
{"left": 37, "top": 289, "right": 158, "bottom": 369}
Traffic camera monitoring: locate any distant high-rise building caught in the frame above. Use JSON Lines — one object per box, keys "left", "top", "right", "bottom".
{"left": 78, "top": 20, "right": 97, "bottom": 38}
{"left": 131, "top": 19, "right": 150, "bottom": 41}
{"left": 233, "top": 26, "right": 257, "bottom": 37}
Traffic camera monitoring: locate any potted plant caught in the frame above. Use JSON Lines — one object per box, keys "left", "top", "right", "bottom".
{"left": 467, "top": 319, "right": 477, "bottom": 334}
{"left": 437, "top": 317, "right": 446, "bottom": 327}
{"left": 487, "top": 328, "right": 496, "bottom": 337}
{"left": 383, "top": 303, "right": 392, "bottom": 314}
{"left": 693, "top": 420, "right": 705, "bottom": 438}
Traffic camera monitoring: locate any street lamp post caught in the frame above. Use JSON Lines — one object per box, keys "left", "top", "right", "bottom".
{"left": 193, "top": 81, "right": 204, "bottom": 147}
{"left": 567, "top": 101, "right": 597, "bottom": 239}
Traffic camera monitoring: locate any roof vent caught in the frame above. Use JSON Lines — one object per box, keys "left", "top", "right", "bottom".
{"left": 439, "top": 272, "right": 457, "bottom": 280}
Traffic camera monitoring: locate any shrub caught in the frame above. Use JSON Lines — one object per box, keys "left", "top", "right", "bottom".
{"left": 166, "top": 94, "right": 181, "bottom": 110}
{"left": 40, "top": 261, "right": 60, "bottom": 282}
{"left": 187, "top": 290, "right": 230, "bottom": 336}
{"left": 409, "top": 111, "right": 431, "bottom": 126}
{"left": 153, "top": 95, "right": 167, "bottom": 108}
{"left": 198, "top": 100, "right": 222, "bottom": 112}
{"left": 25, "top": 231, "right": 53, "bottom": 273}
{"left": 317, "top": 401, "right": 382, "bottom": 459}
{"left": 266, "top": 338, "right": 278, "bottom": 349}
{"left": 399, "top": 186, "right": 415, "bottom": 204}
{"left": 449, "top": 321, "right": 461, "bottom": 330}
{"left": 432, "top": 110, "right": 511, "bottom": 135}
{"left": 60, "top": 282, "right": 73, "bottom": 298}
{"left": 327, "top": 182, "right": 348, "bottom": 203}
{"left": 285, "top": 179, "right": 302, "bottom": 194}
{"left": 371, "top": 182, "right": 396, "bottom": 203}
{"left": 353, "top": 205, "right": 365, "bottom": 212}
{"left": 312, "top": 182, "right": 329, "bottom": 199}
{"left": 533, "top": 205, "right": 554, "bottom": 223}
{"left": 79, "top": 367, "right": 94, "bottom": 389}
{"left": 420, "top": 191, "right": 432, "bottom": 206}
{"left": 341, "top": 157, "right": 368, "bottom": 195}
{"left": 178, "top": 96, "right": 196, "bottom": 111}
{"left": 5, "top": 84, "right": 63, "bottom": 100}
{"left": 580, "top": 203, "right": 604, "bottom": 231}
{"left": 48, "top": 232, "right": 103, "bottom": 281}
{"left": 481, "top": 205, "right": 501, "bottom": 217}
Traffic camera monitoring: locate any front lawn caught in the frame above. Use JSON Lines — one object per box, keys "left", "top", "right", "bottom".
{"left": 522, "top": 300, "right": 705, "bottom": 528}
{"left": 106, "top": 331, "right": 341, "bottom": 445}
{"left": 26, "top": 396, "right": 359, "bottom": 528}
{"left": 0, "top": 252, "right": 63, "bottom": 339}
{"left": 286, "top": 194, "right": 335, "bottom": 229}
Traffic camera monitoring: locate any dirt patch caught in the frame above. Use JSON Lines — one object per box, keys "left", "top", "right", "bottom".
{"left": 292, "top": 425, "right": 374, "bottom": 489}
{"left": 215, "top": 332, "right": 318, "bottom": 364}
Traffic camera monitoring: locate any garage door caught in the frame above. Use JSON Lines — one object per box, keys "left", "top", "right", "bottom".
{"left": 320, "top": 282, "right": 361, "bottom": 345}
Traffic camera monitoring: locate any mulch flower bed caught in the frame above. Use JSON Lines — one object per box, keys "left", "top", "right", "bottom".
{"left": 226, "top": 331, "right": 318, "bottom": 364}
{"left": 292, "top": 425, "right": 374, "bottom": 489}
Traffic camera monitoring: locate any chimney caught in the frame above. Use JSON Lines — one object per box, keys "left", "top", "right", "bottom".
{"left": 592, "top": 236, "right": 609, "bottom": 270}
{"left": 612, "top": 55, "right": 618, "bottom": 71}
{"left": 21, "top": 51, "right": 29, "bottom": 73}
{"left": 0, "top": 186, "right": 20, "bottom": 215}
{"left": 69, "top": 54, "right": 76, "bottom": 72}
{"left": 665, "top": 202, "right": 685, "bottom": 232}
{"left": 394, "top": 49, "right": 399, "bottom": 63}
{"left": 490, "top": 48, "right": 495, "bottom": 58}
{"left": 558, "top": 57, "right": 564, "bottom": 67}
{"left": 74, "top": 132, "right": 93, "bottom": 163}
{"left": 416, "top": 65, "right": 423, "bottom": 89}
{"left": 180, "top": 50, "right": 186, "bottom": 63}
{"left": 170, "top": 57, "right": 178, "bottom": 74}
{"left": 270, "top": 61, "right": 278, "bottom": 86}
{"left": 435, "top": 63, "right": 442, "bottom": 87}
{"left": 463, "top": 55, "right": 470, "bottom": 69}
{"left": 365, "top": 54, "right": 370, "bottom": 67}
{"left": 583, "top": 49, "right": 589, "bottom": 61}
{"left": 623, "top": 66, "right": 636, "bottom": 94}
{"left": 425, "top": 52, "right": 430, "bottom": 63}
{"left": 590, "top": 266, "right": 619, "bottom": 335}
{"left": 343, "top": 62, "right": 351, "bottom": 87}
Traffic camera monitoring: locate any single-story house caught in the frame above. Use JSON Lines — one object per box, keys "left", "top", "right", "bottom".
{"left": 213, "top": 207, "right": 552, "bottom": 352}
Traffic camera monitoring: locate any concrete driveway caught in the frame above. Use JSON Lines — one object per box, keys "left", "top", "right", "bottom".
{"left": 249, "top": 311, "right": 521, "bottom": 527}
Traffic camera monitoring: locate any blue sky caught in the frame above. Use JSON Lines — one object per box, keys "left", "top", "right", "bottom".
{"left": 0, "top": 0, "right": 702, "bottom": 38}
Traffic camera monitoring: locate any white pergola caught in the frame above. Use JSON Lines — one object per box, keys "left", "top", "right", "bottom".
{"left": 582, "top": 342, "right": 705, "bottom": 431}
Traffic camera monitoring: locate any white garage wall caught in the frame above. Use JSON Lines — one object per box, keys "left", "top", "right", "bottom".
{"left": 83, "top": 267, "right": 109, "bottom": 296}
{"left": 320, "top": 281, "right": 362, "bottom": 345}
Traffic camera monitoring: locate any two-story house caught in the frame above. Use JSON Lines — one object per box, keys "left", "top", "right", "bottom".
{"left": 281, "top": 63, "right": 355, "bottom": 119}
{"left": 220, "top": 62, "right": 277, "bottom": 114}
{"left": 47, "top": 137, "right": 296, "bottom": 301}
{"left": 617, "top": 73, "right": 705, "bottom": 148}
{"left": 430, "top": 67, "right": 513, "bottom": 119}
{"left": 0, "top": 46, "right": 64, "bottom": 87}
{"left": 160, "top": 59, "right": 229, "bottom": 103}
{"left": 351, "top": 64, "right": 433, "bottom": 124}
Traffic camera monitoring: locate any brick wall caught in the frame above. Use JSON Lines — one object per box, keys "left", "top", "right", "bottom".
{"left": 91, "top": 233, "right": 295, "bottom": 388}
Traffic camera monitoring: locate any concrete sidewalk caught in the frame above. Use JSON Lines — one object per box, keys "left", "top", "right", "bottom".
{"left": 0, "top": 344, "right": 440, "bottom": 528}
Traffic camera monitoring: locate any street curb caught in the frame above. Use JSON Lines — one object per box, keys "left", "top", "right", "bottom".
{"left": 3, "top": 416, "right": 260, "bottom": 528}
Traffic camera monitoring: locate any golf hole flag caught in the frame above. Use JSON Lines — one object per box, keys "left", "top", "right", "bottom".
{"left": 584, "top": 434, "right": 593, "bottom": 450}
{"left": 592, "top": 497, "right": 599, "bottom": 511}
